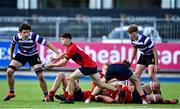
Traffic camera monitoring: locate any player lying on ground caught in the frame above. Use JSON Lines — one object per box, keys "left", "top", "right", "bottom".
{"left": 4, "top": 23, "right": 60, "bottom": 101}
{"left": 94, "top": 81, "right": 178, "bottom": 104}
{"left": 48, "top": 72, "right": 91, "bottom": 102}
{"left": 85, "top": 61, "right": 148, "bottom": 104}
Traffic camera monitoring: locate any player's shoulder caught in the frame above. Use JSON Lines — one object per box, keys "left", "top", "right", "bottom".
{"left": 30, "top": 32, "right": 40, "bottom": 40}
{"left": 71, "top": 42, "right": 77, "bottom": 47}
{"left": 138, "top": 34, "right": 148, "bottom": 42}
{"left": 13, "top": 33, "right": 20, "bottom": 40}
{"left": 68, "top": 42, "right": 77, "bottom": 49}
{"left": 30, "top": 32, "right": 37, "bottom": 37}
{"left": 66, "top": 43, "right": 76, "bottom": 53}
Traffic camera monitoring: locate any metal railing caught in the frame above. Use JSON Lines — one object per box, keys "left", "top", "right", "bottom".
{"left": 0, "top": 16, "right": 180, "bottom": 42}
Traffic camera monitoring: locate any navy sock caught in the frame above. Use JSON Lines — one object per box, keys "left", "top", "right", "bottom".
{"left": 44, "top": 92, "right": 48, "bottom": 96}
{"left": 9, "top": 88, "right": 14, "bottom": 93}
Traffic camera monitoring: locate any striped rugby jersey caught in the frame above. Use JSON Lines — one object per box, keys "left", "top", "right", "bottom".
{"left": 131, "top": 34, "right": 154, "bottom": 55}
{"left": 12, "top": 32, "right": 46, "bottom": 56}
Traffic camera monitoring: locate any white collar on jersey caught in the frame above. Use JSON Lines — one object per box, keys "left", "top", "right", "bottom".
{"left": 137, "top": 34, "right": 143, "bottom": 40}
{"left": 17, "top": 32, "right": 33, "bottom": 40}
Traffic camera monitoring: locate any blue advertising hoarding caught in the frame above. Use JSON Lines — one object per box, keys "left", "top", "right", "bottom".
{"left": 0, "top": 41, "right": 30, "bottom": 69}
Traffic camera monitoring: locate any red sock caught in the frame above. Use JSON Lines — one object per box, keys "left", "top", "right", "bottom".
{"left": 89, "top": 95, "right": 95, "bottom": 101}
{"left": 63, "top": 91, "right": 68, "bottom": 98}
{"left": 114, "top": 87, "right": 120, "bottom": 93}
{"left": 67, "top": 95, "right": 74, "bottom": 101}
{"left": 141, "top": 95, "right": 147, "bottom": 100}
{"left": 49, "top": 90, "right": 55, "bottom": 97}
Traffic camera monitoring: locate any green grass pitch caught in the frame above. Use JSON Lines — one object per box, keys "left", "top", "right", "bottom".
{"left": 0, "top": 80, "right": 180, "bottom": 108}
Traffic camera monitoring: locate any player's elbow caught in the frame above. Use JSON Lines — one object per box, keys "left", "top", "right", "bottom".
{"left": 44, "top": 41, "right": 50, "bottom": 47}
{"left": 60, "top": 59, "right": 68, "bottom": 66}
{"left": 60, "top": 62, "right": 66, "bottom": 66}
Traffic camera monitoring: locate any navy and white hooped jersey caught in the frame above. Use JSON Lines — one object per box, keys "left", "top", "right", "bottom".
{"left": 131, "top": 34, "right": 154, "bottom": 55}
{"left": 12, "top": 32, "right": 46, "bottom": 56}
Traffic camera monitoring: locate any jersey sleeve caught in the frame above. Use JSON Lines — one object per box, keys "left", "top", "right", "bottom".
{"left": 35, "top": 34, "right": 47, "bottom": 45}
{"left": 144, "top": 37, "right": 154, "bottom": 49}
{"left": 131, "top": 41, "right": 136, "bottom": 47}
{"left": 11, "top": 34, "right": 18, "bottom": 45}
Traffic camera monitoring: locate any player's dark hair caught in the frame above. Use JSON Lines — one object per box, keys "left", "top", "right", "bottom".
{"left": 19, "top": 23, "right": 31, "bottom": 32}
{"left": 127, "top": 24, "right": 138, "bottom": 34}
{"left": 60, "top": 33, "right": 72, "bottom": 39}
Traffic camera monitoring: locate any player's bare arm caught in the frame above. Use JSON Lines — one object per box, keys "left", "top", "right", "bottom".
{"left": 46, "top": 57, "right": 68, "bottom": 68}
{"left": 51, "top": 52, "right": 66, "bottom": 61}
{"left": 9, "top": 43, "right": 15, "bottom": 61}
{"left": 95, "top": 95, "right": 114, "bottom": 103}
{"left": 45, "top": 41, "right": 60, "bottom": 55}
{"left": 152, "top": 47, "right": 160, "bottom": 72}
{"left": 129, "top": 46, "right": 137, "bottom": 65}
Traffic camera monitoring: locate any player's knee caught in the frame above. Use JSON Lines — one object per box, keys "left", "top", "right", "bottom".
{"left": 34, "top": 67, "right": 43, "bottom": 75}
{"left": 7, "top": 66, "right": 15, "bottom": 77}
{"left": 130, "top": 74, "right": 139, "bottom": 83}
{"left": 57, "top": 72, "right": 65, "bottom": 79}
{"left": 7, "top": 69, "right": 13, "bottom": 75}
{"left": 67, "top": 75, "right": 76, "bottom": 82}
{"left": 7, "top": 65, "right": 16, "bottom": 72}
{"left": 154, "top": 82, "right": 160, "bottom": 90}
{"left": 150, "top": 81, "right": 160, "bottom": 91}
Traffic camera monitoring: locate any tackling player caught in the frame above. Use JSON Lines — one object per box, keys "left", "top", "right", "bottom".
{"left": 85, "top": 61, "right": 148, "bottom": 104}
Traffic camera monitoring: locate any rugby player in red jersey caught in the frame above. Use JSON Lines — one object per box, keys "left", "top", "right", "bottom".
{"left": 46, "top": 33, "right": 118, "bottom": 103}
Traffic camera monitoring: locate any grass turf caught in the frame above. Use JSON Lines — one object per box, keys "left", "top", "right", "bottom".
{"left": 0, "top": 80, "right": 180, "bottom": 108}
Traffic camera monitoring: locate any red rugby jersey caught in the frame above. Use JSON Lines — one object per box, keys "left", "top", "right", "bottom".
{"left": 65, "top": 42, "right": 97, "bottom": 68}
